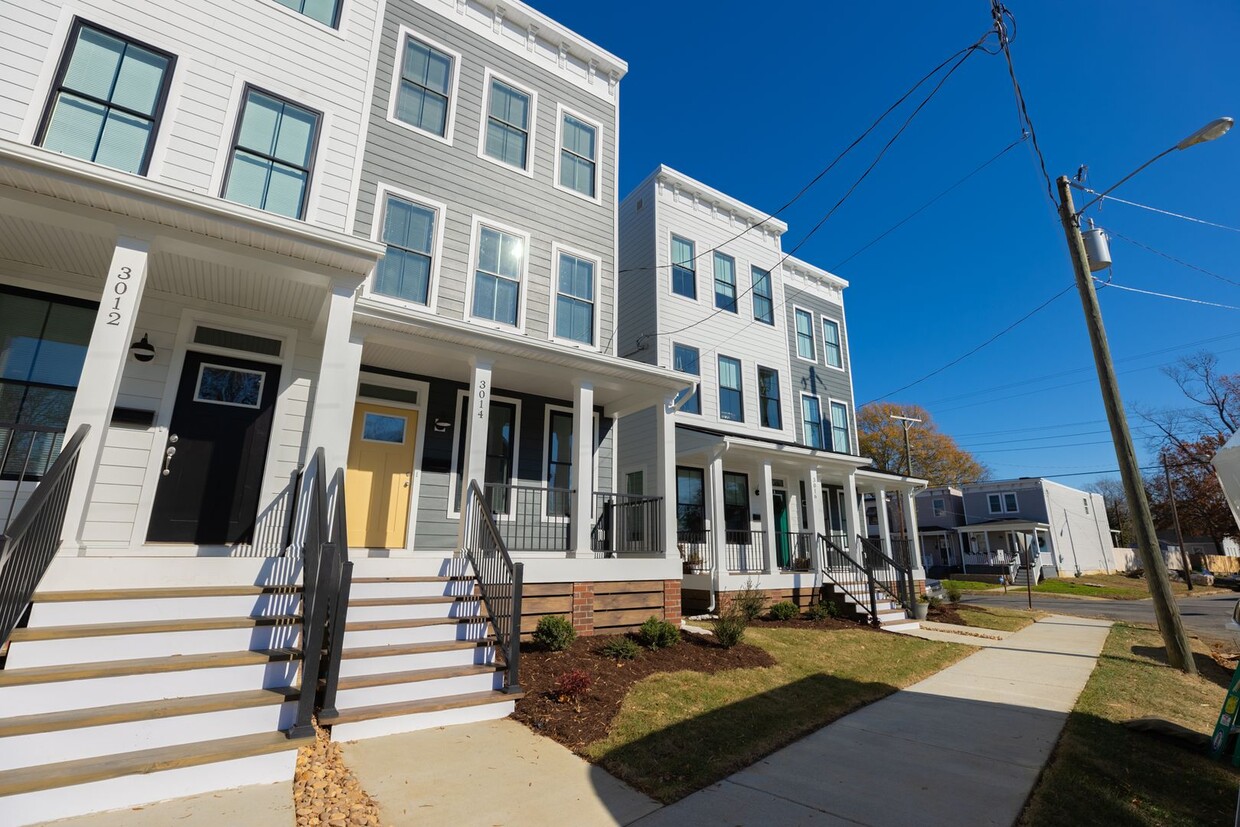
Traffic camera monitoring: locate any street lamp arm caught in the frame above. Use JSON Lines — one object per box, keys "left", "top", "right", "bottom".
{"left": 1074, "top": 145, "right": 1176, "bottom": 215}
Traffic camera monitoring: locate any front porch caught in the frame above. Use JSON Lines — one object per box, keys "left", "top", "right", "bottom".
{"left": 957, "top": 520, "right": 1052, "bottom": 582}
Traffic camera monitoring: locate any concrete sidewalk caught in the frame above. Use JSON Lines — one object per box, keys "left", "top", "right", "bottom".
{"left": 630, "top": 614, "right": 1112, "bottom": 827}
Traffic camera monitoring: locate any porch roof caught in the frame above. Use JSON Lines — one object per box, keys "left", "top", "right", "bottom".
{"left": 672, "top": 424, "right": 872, "bottom": 479}
{"left": 0, "top": 140, "right": 383, "bottom": 281}
{"left": 957, "top": 520, "right": 1050, "bottom": 533}
{"left": 855, "top": 467, "right": 928, "bottom": 494}
{"left": 354, "top": 300, "right": 691, "bottom": 417}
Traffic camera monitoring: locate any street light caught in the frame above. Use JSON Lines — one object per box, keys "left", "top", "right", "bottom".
{"left": 1057, "top": 116, "right": 1231, "bottom": 676}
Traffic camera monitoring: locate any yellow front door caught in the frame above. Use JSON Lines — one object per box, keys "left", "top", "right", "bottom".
{"left": 346, "top": 403, "right": 418, "bottom": 548}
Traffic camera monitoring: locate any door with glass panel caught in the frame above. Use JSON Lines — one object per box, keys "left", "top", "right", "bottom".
{"left": 346, "top": 403, "right": 418, "bottom": 549}
{"left": 147, "top": 352, "right": 281, "bottom": 544}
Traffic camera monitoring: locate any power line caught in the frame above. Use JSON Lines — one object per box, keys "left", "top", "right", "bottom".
{"left": 990, "top": 0, "right": 1056, "bottom": 209}
{"left": 1073, "top": 186, "right": 1240, "bottom": 234}
{"left": 1106, "top": 230, "right": 1240, "bottom": 289}
{"left": 832, "top": 134, "right": 1026, "bottom": 270}
{"left": 1096, "top": 276, "right": 1240, "bottom": 311}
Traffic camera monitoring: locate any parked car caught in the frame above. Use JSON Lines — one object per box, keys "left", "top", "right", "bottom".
{"left": 1228, "top": 599, "right": 1240, "bottom": 635}
{"left": 1215, "top": 573, "right": 1240, "bottom": 592}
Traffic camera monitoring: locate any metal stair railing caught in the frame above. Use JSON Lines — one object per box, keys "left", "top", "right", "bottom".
{"left": 856, "top": 535, "right": 914, "bottom": 613}
{"left": 819, "top": 533, "right": 880, "bottom": 625}
{"left": 0, "top": 424, "right": 89, "bottom": 649}
{"left": 461, "top": 480, "right": 523, "bottom": 694}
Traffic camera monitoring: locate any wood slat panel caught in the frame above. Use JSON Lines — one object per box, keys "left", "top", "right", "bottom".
{"left": 594, "top": 592, "right": 663, "bottom": 612}
{"left": 594, "top": 580, "right": 664, "bottom": 595}
{"left": 520, "top": 596, "right": 572, "bottom": 615}
{"left": 523, "top": 583, "right": 575, "bottom": 597}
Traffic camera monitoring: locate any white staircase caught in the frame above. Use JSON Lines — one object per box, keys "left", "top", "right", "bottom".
{"left": 323, "top": 556, "right": 519, "bottom": 743}
{"left": 0, "top": 560, "right": 309, "bottom": 827}
{"left": 821, "top": 583, "right": 919, "bottom": 632}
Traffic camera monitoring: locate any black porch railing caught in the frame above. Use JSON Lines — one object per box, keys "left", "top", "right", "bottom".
{"left": 462, "top": 480, "right": 522, "bottom": 693}
{"left": 0, "top": 424, "right": 88, "bottom": 648}
{"left": 724, "top": 530, "right": 767, "bottom": 574}
{"left": 591, "top": 493, "right": 663, "bottom": 558}
{"left": 775, "top": 531, "right": 816, "bottom": 572}
{"left": 1, "top": 422, "right": 69, "bottom": 534}
{"left": 485, "top": 483, "right": 573, "bottom": 552}
{"left": 819, "top": 533, "right": 880, "bottom": 623}
{"left": 677, "top": 529, "right": 711, "bottom": 573}
{"left": 289, "top": 449, "right": 352, "bottom": 736}
{"left": 857, "top": 534, "right": 914, "bottom": 612}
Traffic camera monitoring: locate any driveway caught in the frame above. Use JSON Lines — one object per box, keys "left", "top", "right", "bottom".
{"left": 962, "top": 590, "right": 1240, "bottom": 645}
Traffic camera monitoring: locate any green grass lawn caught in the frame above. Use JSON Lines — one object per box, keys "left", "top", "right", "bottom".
{"left": 1032, "top": 573, "right": 1220, "bottom": 600}
{"left": 952, "top": 605, "right": 1042, "bottom": 632}
{"left": 942, "top": 578, "right": 1005, "bottom": 591}
{"left": 585, "top": 626, "right": 969, "bottom": 802}
{"left": 1021, "top": 624, "right": 1240, "bottom": 826}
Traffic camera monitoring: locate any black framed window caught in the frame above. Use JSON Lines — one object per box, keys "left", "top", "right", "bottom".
{"left": 801, "top": 395, "right": 824, "bottom": 450}
{"left": 672, "top": 343, "right": 700, "bottom": 414}
{"left": 830, "top": 401, "right": 850, "bottom": 453}
{"left": 273, "top": 0, "right": 341, "bottom": 27}
{"left": 222, "top": 87, "right": 320, "bottom": 219}
{"left": 37, "top": 20, "right": 175, "bottom": 176}
{"left": 822, "top": 318, "right": 843, "bottom": 368}
{"left": 718, "top": 355, "right": 743, "bottom": 422}
{"left": 374, "top": 194, "right": 436, "bottom": 305}
{"left": 758, "top": 366, "right": 781, "bottom": 429}
{"left": 546, "top": 410, "right": 573, "bottom": 516}
{"left": 752, "top": 266, "right": 773, "bottom": 324}
{"left": 395, "top": 35, "right": 453, "bottom": 137}
{"left": 795, "top": 308, "right": 815, "bottom": 359}
{"left": 676, "top": 466, "right": 705, "bottom": 533}
{"left": 0, "top": 286, "right": 96, "bottom": 478}
{"left": 554, "top": 252, "right": 594, "bottom": 345}
{"left": 713, "top": 252, "right": 737, "bottom": 313}
{"left": 453, "top": 397, "right": 516, "bottom": 513}
{"left": 671, "top": 236, "right": 696, "bottom": 299}
{"left": 722, "top": 471, "right": 750, "bottom": 542}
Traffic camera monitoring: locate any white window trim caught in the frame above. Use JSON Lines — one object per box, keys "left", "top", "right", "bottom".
{"left": 363, "top": 182, "right": 447, "bottom": 314}
{"left": 548, "top": 242, "right": 601, "bottom": 351}
{"left": 987, "top": 493, "right": 1003, "bottom": 514}
{"left": 667, "top": 230, "right": 698, "bottom": 303}
{"left": 446, "top": 388, "right": 522, "bottom": 519}
{"left": 670, "top": 341, "right": 702, "bottom": 416}
{"left": 255, "top": 0, "right": 350, "bottom": 38}
{"left": 820, "top": 316, "right": 846, "bottom": 372}
{"left": 717, "top": 353, "right": 745, "bottom": 424}
{"left": 386, "top": 25, "right": 461, "bottom": 147}
{"left": 476, "top": 67, "right": 537, "bottom": 178}
{"left": 541, "top": 404, "right": 601, "bottom": 523}
{"left": 756, "top": 364, "right": 782, "bottom": 431}
{"left": 1003, "top": 492, "right": 1019, "bottom": 513}
{"left": 751, "top": 264, "right": 777, "bottom": 326}
{"left": 827, "top": 397, "right": 851, "bottom": 454}
{"left": 712, "top": 251, "right": 740, "bottom": 315}
{"left": 552, "top": 102, "right": 602, "bottom": 204}
{"left": 463, "top": 214, "right": 531, "bottom": 333}
{"left": 800, "top": 392, "right": 824, "bottom": 450}
{"left": 355, "top": 372, "right": 429, "bottom": 553}
{"left": 792, "top": 305, "right": 817, "bottom": 363}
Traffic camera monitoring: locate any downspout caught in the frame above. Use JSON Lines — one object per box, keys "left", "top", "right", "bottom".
{"left": 706, "top": 439, "right": 731, "bottom": 615}
{"left": 1089, "top": 493, "right": 1112, "bottom": 573}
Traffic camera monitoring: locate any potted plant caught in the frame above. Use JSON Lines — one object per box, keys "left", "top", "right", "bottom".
{"left": 791, "top": 554, "right": 812, "bottom": 572}
{"left": 681, "top": 546, "right": 704, "bottom": 575}
{"left": 913, "top": 594, "right": 930, "bottom": 621}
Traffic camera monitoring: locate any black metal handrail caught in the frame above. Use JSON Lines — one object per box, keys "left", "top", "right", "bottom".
{"left": 724, "top": 529, "right": 767, "bottom": 574}
{"left": 1, "top": 421, "right": 70, "bottom": 533}
{"left": 462, "top": 480, "right": 522, "bottom": 694}
{"left": 591, "top": 492, "right": 663, "bottom": 558}
{"left": 820, "top": 533, "right": 880, "bottom": 625}
{"left": 485, "top": 483, "right": 573, "bottom": 552}
{"left": 0, "top": 424, "right": 88, "bottom": 649}
{"left": 317, "top": 467, "right": 352, "bottom": 721}
{"left": 775, "top": 531, "right": 816, "bottom": 572}
{"left": 677, "top": 529, "right": 712, "bottom": 572}
{"left": 857, "top": 534, "right": 914, "bottom": 612}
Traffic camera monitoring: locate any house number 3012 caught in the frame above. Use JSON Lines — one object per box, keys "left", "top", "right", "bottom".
{"left": 476, "top": 379, "right": 488, "bottom": 418}
{"left": 104, "top": 266, "right": 133, "bottom": 326}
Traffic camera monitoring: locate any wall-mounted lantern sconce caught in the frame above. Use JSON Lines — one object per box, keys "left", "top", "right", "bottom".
{"left": 434, "top": 419, "right": 451, "bottom": 433}
{"left": 129, "top": 334, "right": 155, "bottom": 363}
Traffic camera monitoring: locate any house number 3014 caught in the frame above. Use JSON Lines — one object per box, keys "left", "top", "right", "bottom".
{"left": 104, "top": 266, "right": 133, "bottom": 326}
{"left": 476, "top": 380, "right": 488, "bottom": 418}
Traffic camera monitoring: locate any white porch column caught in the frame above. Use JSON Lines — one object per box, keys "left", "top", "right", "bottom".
{"left": 62, "top": 237, "right": 151, "bottom": 550}
{"left": 875, "top": 487, "right": 892, "bottom": 555}
{"left": 807, "top": 469, "right": 827, "bottom": 584}
{"left": 569, "top": 381, "right": 594, "bottom": 557}
{"left": 844, "top": 472, "right": 861, "bottom": 553}
{"left": 654, "top": 395, "right": 677, "bottom": 560}
{"left": 903, "top": 488, "right": 925, "bottom": 582}
{"left": 758, "top": 460, "right": 775, "bottom": 574}
{"left": 708, "top": 452, "right": 726, "bottom": 576}
{"left": 462, "top": 359, "right": 494, "bottom": 493}
{"left": 304, "top": 281, "right": 362, "bottom": 476}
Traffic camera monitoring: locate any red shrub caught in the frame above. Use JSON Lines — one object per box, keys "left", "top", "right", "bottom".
{"left": 553, "top": 668, "right": 593, "bottom": 706}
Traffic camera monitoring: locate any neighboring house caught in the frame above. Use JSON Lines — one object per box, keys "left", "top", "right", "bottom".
{"left": 915, "top": 486, "right": 966, "bottom": 578}
{"left": 615, "top": 166, "right": 924, "bottom": 619}
{"left": 914, "top": 478, "right": 1114, "bottom": 581}
{"left": 1157, "top": 534, "right": 1240, "bottom": 558}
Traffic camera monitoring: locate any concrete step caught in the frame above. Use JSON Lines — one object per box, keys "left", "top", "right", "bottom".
{"left": 326, "top": 689, "right": 519, "bottom": 742}
{"left": 333, "top": 663, "right": 503, "bottom": 708}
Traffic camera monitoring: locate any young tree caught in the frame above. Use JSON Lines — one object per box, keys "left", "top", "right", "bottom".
{"left": 857, "top": 402, "right": 988, "bottom": 487}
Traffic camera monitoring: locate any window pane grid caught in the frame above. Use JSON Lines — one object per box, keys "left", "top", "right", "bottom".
{"left": 555, "top": 253, "right": 594, "bottom": 344}
{"left": 830, "top": 402, "right": 849, "bottom": 453}
{"left": 795, "top": 309, "right": 815, "bottom": 359}
{"left": 374, "top": 195, "right": 436, "bottom": 305}
{"left": 672, "top": 344, "right": 700, "bottom": 414}
{"left": 546, "top": 411, "right": 574, "bottom": 516}
{"left": 822, "top": 318, "right": 843, "bottom": 368}
{"left": 713, "top": 253, "right": 737, "bottom": 313}
{"left": 472, "top": 226, "right": 523, "bottom": 326}
{"left": 224, "top": 89, "right": 317, "bottom": 218}
{"left": 718, "top": 355, "right": 743, "bottom": 422}
{"left": 273, "top": 0, "right": 340, "bottom": 26}
{"left": 671, "top": 236, "right": 696, "bottom": 299}
{"left": 559, "top": 114, "right": 596, "bottom": 197}
{"left": 485, "top": 80, "right": 530, "bottom": 169}
{"left": 802, "top": 396, "right": 824, "bottom": 450}
{"left": 752, "top": 266, "right": 773, "bottom": 324}
{"left": 397, "top": 37, "right": 452, "bottom": 136}
{"left": 758, "top": 367, "right": 781, "bottom": 429}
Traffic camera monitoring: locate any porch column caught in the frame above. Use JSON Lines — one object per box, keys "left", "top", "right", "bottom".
{"left": 462, "top": 359, "right": 493, "bottom": 493}
{"left": 903, "top": 488, "right": 925, "bottom": 582}
{"left": 807, "top": 469, "right": 827, "bottom": 584}
{"left": 708, "top": 452, "right": 726, "bottom": 575}
{"left": 569, "top": 381, "right": 594, "bottom": 558}
{"left": 654, "top": 394, "right": 677, "bottom": 560}
{"left": 304, "top": 281, "right": 363, "bottom": 480}
{"left": 875, "top": 487, "right": 892, "bottom": 556}
{"left": 758, "top": 460, "right": 775, "bottom": 574}
{"left": 844, "top": 472, "right": 861, "bottom": 554}
{"left": 62, "top": 237, "right": 151, "bottom": 550}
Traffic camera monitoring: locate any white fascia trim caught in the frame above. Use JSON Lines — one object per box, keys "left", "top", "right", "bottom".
{"left": 784, "top": 253, "right": 849, "bottom": 289}
{"left": 476, "top": 67, "right": 538, "bottom": 179}
{"left": 640, "top": 164, "right": 788, "bottom": 236}
{"left": 363, "top": 182, "right": 449, "bottom": 314}
{"left": 551, "top": 103, "right": 604, "bottom": 205}
{"left": 463, "top": 213, "right": 532, "bottom": 334}
{"left": 548, "top": 241, "right": 602, "bottom": 351}
{"left": 386, "top": 25, "right": 463, "bottom": 148}
{"left": 0, "top": 140, "right": 383, "bottom": 269}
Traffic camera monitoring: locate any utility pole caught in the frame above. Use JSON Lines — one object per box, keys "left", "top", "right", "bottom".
{"left": 1058, "top": 176, "right": 1196, "bottom": 675}
{"left": 890, "top": 414, "right": 922, "bottom": 477}
{"left": 1162, "top": 458, "right": 1194, "bottom": 592}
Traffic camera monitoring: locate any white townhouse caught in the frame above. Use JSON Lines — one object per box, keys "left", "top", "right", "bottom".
{"left": 616, "top": 166, "right": 925, "bottom": 624}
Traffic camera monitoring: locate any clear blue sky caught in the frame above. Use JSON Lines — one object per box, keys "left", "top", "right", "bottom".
{"left": 535, "top": 0, "right": 1240, "bottom": 484}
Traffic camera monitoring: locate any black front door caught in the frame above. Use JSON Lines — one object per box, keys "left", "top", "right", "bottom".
{"left": 147, "top": 351, "right": 281, "bottom": 544}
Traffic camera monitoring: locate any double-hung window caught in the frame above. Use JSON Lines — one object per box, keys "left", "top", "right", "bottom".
{"left": 223, "top": 88, "right": 319, "bottom": 219}
{"left": 38, "top": 21, "right": 174, "bottom": 176}
{"left": 472, "top": 224, "right": 524, "bottom": 326}
{"left": 713, "top": 252, "right": 737, "bottom": 313}
{"left": 374, "top": 194, "right": 436, "bottom": 305}
{"left": 757, "top": 367, "right": 781, "bottom": 429}
{"left": 718, "top": 356, "right": 743, "bottom": 422}
{"left": 273, "top": 0, "right": 340, "bottom": 27}
{"left": 752, "top": 266, "right": 773, "bottom": 325}
{"left": 932, "top": 498, "right": 946, "bottom": 517}
{"left": 830, "top": 401, "right": 850, "bottom": 453}
{"left": 822, "top": 318, "right": 843, "bottom": 368}
{"left": 722, "top": 471, "right": 751, "bottom": 543}
{"left": 671, "top": 236, "right": 696, "bottom": 299}
{"left": 672, "top": 344, "right": 700, "bottom": 414}
{"left": 801, "top": 396, "right": 824, "bottom": 449}
{"left": 795, "top": 308, "right": 815, "bottom": 360}
{"left": 555, "top": 251, "right": 595, "bottom": 345}
{"left": 545, "top": 410, "right": 573, "bottom": 517}
{"left": 483, "top": 76, "right": 532, "bottom": 170}
{"left": 394, "top": 34, "right": 454, "bottom": 138}
{"left": 676, "top": 467, "right": 706, "bottom": 534}
{"left": 559, "top": 111, "right": 597, "bottom": 197}
{"left": 1003, "top": 492, "right": 1019, "bottom": 513}
{"left": 987, "top": 493, "right": 1003, "bottom": 514}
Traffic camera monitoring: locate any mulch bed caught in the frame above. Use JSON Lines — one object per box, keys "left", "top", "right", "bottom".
{"left": 512, "top": 631, "right": 774, "bottom": 750}
{"left": 927, "top": 602, "right": 967, "bottom": 625}
{"left": 748, "top": 615, "right": 870, "bottom": 631}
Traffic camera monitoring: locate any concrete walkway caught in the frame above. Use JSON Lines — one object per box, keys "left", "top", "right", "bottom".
{"left": 631, "top": 614, "right": 1112, "bottom": 827}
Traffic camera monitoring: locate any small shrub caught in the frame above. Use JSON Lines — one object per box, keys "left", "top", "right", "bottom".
{"left": 807, "top": 600, "right": 840, "bottom": 620}
{"left": 533, "top": 615, "right": 576, "bottom": 651}
{"left": 553, "top": 668, "right": 593, "bottom": 708}
{"left": 768, "top": 600, "right": 799, "bottom": 621}
{"left": 944, "top": 580, "right": 963, "bottom": 604}
{"left": 713, "top": 614, "right": 747, "bottom": 648}
{"left": 927, "top": 595, "right": 943, "bottom": 610}
{"left": 598, "top": 636, "right": 641, "bottom": 661}
{"left": 732, "top": 578, "right": 768, "bottom": 620}
{"left": 638, "top": 616, "right": 681, "bottom": 650}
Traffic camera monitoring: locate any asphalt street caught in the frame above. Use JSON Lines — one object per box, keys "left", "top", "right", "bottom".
{"left": 962, "top": 589, "right": 1240, "bottom": 646}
